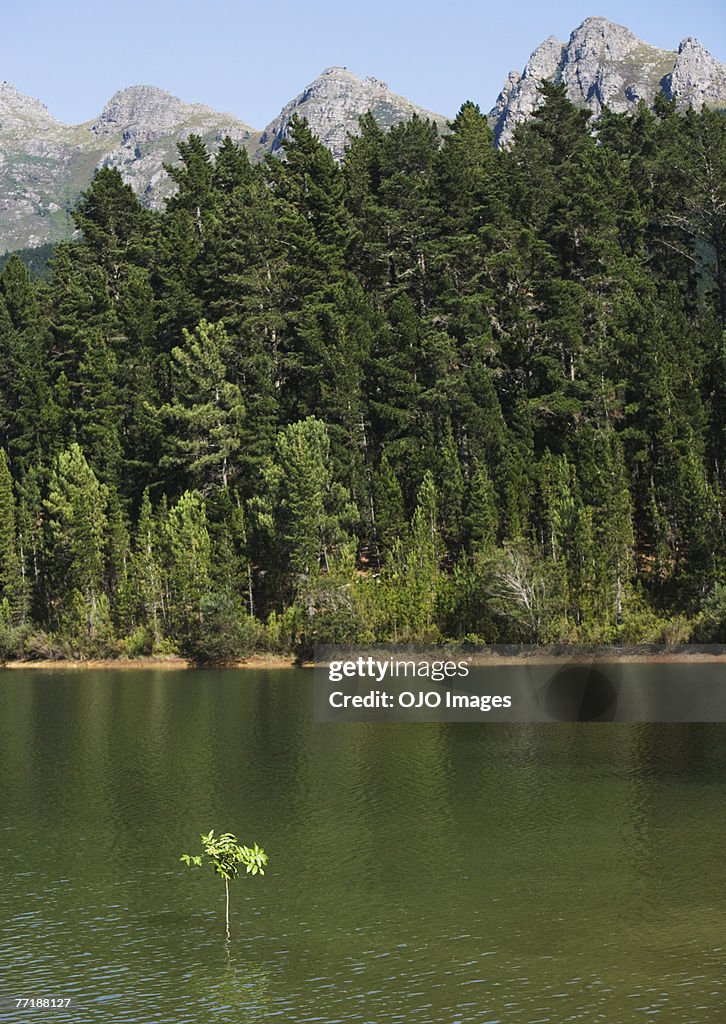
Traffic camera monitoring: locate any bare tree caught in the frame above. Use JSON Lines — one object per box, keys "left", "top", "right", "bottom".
{"left": 485, "top": 542, "right": 551, "bottom": 641}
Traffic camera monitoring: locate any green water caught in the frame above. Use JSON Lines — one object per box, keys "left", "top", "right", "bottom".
{"left": 0, "top": 669, "right": 724, "bottom": 1023}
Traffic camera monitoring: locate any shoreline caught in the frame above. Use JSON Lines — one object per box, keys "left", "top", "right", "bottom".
{"left": 3, "top": 651, "right": 726, "bottom": 670}
{"left": 2, "top": 654, "right": 301, "bottom": 670}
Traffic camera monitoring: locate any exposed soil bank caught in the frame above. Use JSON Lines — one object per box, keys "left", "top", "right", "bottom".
{"left": 2, "top": 654, "right": 301, "bottom": 670}
{"left": 4, "top": 650, "right": 726, "bottom": 670}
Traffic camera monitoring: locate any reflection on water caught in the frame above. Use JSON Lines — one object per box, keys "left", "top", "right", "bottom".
{"left": 0, "top": 669, "right": 724, "bottom": 1023}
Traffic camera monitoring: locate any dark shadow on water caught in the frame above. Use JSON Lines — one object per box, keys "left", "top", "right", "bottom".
{"left": 543, "top": 664, "right": 619, "bottom": 721}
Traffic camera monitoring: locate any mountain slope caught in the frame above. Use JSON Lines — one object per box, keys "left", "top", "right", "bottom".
{"left": 0, "top": 80, "right": 258, "bottom": 252}
{"left": 0, "top": 80, "right": 93, "bottom": 251}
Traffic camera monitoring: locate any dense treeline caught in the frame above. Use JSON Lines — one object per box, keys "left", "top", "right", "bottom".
{"left": 0, "top": 243, "right": 55, "bottom": 280}
{"left": 1, "top": 84, "right": 725, "bottom": 660}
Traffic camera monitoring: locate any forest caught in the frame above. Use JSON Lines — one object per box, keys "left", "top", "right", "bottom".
{"left": 0, "top": 83, "right": 725, "bottom": 661}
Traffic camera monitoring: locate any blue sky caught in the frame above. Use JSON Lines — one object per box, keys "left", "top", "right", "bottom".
{"left": 2, "top": 1, "right": 724, "bottom": 128}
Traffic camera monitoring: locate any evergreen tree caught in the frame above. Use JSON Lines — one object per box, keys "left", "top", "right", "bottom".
{"left": 165, "top": 490, "right": 213, "bottom": 639}
{"left": 463, "top": 464, "right": 499, "bottom": 553}
{"left": 254, "top": 418, "right": 357, "bottom": 603}
{"left": 159, "top": 319, "right": 245, "bottom": 491}
{"left": 383, "top": 471, "right": 444, "bottom": 640}
{"left": 0, "top": 256, "right": 51, "bottom": 466}
{"left": 0, "top": 450, "right": 22, "bottom": 618}
{"left": 45, "top": 444, "right": 109, "bottom": 642}
{"left": 117, "top": 489, "right": 163, "bottom": 644}
{"left": 372, "top": 453, "right": 406, "bottom": 559}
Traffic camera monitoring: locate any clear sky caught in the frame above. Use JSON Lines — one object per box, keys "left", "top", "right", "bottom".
{"left": 2, "top": 1, "right": 724, "bottom": 129}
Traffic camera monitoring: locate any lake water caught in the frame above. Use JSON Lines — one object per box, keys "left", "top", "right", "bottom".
{"left": 0, "top": 668, "right": 724, "bottom": 1023}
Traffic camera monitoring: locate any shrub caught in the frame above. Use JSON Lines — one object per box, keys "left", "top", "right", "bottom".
{"left": 692, "top": 584, "right": 726, "bottom": 643}
{"left": 182, "top": 590, "right": 257, "bottom": 665}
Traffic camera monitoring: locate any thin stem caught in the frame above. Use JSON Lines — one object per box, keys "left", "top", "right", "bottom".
{"left": 225, "top": 878, "right": 230, "bottom": 938}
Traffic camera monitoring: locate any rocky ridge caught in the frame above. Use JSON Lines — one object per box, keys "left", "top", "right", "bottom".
{"left": 666, "top": 36, "right": 726, "bottom": 109}
{"left": 1, "top": 81, "right": 90, "bottom": 251}
{"left": 2, "top": 17, "right": 725, "bottom": 252}
{"left": 0, "top": 69, "right": 446, "bottom": 252}
{"left": 491, "top": 16, "right": 726, "bottom": 145}
{"left": 0, "top": 81, "right": 257, "bottom": 252}
{"left": 0, "top": 80, "right": 59, "bottom": 136}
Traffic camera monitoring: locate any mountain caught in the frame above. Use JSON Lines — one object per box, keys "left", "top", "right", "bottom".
{"left": 0, "top": 70, "right": 446, "bottom": 253}
{"left": 2, "top": 18, "right": 725, "bottom": 252}
{"left": 88, "top": 85, "right": 257, "bottom": 207}
{"left": 0, "top": 80, "right": 90, "bottom": 252}
{"left": 255, "top": 66, "right": 448, "bottom": 160}
{"left": 491, "top": 16, "right": 726, "bottom": 145}
{"left": 0, "top": 81, "right": 257, "bottom": 253}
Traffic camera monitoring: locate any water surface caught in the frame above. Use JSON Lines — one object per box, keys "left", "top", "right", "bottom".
{"left": 0, "top": 669, "right": 724, "bottom": 1023}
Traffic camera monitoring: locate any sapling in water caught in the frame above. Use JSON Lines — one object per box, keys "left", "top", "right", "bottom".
{"left": 181, "top": 829, "right": 268, "bottom": 937}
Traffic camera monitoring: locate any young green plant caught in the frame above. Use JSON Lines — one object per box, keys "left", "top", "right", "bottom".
{"left": 181, "top": 829, "right": 268, "bottom": 937}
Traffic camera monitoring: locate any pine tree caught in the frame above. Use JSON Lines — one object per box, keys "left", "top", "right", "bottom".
{"left": 165, "top": 490, "right": 213, "bottom": 640}
{"left": 118, "top": 489, "right": 164, "bottom": 645}
{"left": 382, "top": 471, "right": 443, "bottom": 640}
{"left": 0, "top": 450, "right": 22, "bottom": 619}
{"left": 256, "top": 418, "right": 357, "bottom": 602}
{"left": 372, "top": 453, "right": 406, "bottom": 559}
{"left": 159, "top": 320, "right": 245, "bottom": 491}
{"left": 437, "top": 423, "right": 465, "bottom": 549}
{"left": 76, "top": 329, "right": 123, "bottom": 484}
{"left": 590, "top": 429, "right": 634, "bottom": 626}
{"left": 72, "top": 167, "right": 154, "bottom": 291}
{"left": 463, "top": 464, "right": 498, "bottom": 553}
{"left": 45, "top": 444, "right": 109, "bottom": 641}
{"left": 0, "top": 256, "right": 51, "bottom": 467}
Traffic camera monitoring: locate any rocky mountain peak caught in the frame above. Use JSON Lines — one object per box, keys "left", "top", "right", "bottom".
{"left": 678, "top": 36, "right": 708, "bottom": 56}
{"left": 90, "top": 84, "right": 234, "bottom": 143}
{"left": 88, "top": 85, "right": 256, "bottom": 215}
{"left": 490, "top": 17, "right": 725, "bottom": 146}
{"left": 490, "top": 37, "right": 566, "bottom": 143}
{"left": 0, "top": 80, "right": 61, "bottom": 133}
{"left": 523, "top": 36, "right": 566, "bottom": 81}
{"left": 569, "top": 16, "right": 641, "bottom": 60}
{"left": 666, "top": 36, "right": 726, "bottom": 108}
{"left": 557, "top": 16, "right": 666, "bottom": 117}
{"left": 257, "top": 66, "right": 447, "bottom": 161}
